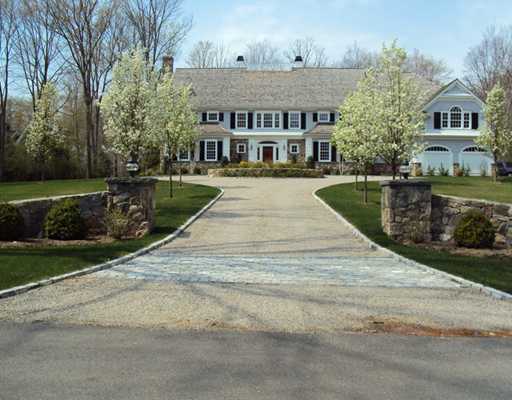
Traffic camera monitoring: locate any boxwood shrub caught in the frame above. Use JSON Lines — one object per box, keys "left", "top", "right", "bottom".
{"left": 454, "top": 209, "right": 495, "bottom": 249}
{"left": 0, "top": 203, "right": 24, "bottom": 241}
{"left": 45, "top": 199, "right": 87, "bottom": 240}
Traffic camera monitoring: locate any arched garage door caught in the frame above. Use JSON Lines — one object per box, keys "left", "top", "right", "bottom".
{"left": 419, "top": 146, "right": 453, "bottom": 175}
{"left": 460, "top": 146, "right": 493, "bottom": 176}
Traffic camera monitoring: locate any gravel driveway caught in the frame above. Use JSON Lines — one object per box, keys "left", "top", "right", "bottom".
{"left": 1, "top": 175, "right": 511, "bottom": 334}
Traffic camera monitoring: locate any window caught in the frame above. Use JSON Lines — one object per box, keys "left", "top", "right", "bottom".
{"left": 425, "top": 146, "right": 449, "bottom": 152}
{"left": 237, "top": 143, "right": 246, "bottom": 153}
{"left": 319, "top": 141, "right": 331, "bottom": 162}
{"left": 205, "top": 140, "right": 217, "bottom": 161}
{"left": 450, "top": 107, "right": 462, "bottom": 128}
{"left": 289, "top": 112, "right": 300, "bottom": 129}
{"left": 290, "top": 144, "right": 299, "bottom": 154}
{"left": 464, "top": 112, "right": 470, "bottom": 128}
{"left": 463, "top": 146, "right": 486, "bottom": 152}
{"left": 318, "top": 111, "right": 330, "bottom": 122}
{"left": 207, "top": 111, "right": 218, "bottom": 122}
{"left": 178, "top": 149, "right": 190, "bottom": 161}
{"left": 442, "top": 112, "right": 448, "bottom": 128}
{"left": 255, "top": 112, "right": 281, "bottom": 129}
{"left": 236, "top": 112, "right": 247, "bottom": 128}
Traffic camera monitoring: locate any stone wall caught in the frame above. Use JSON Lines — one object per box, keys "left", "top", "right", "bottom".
{"left": 10, "top": 192, "right": 107, "bottom": 238}
{"left": 380, "top": 180, "right": 432, "bottom": 243}
{"left": 432, "top": 195, "right": 512, "bottom": 243}
{"left": 380, "top": 179, "right": 512, "bottom": 246}
{"left": 105, "top": 177, "right": 158, "bottom": 237}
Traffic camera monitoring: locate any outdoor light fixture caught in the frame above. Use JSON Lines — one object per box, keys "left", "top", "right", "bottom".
{"left": 126, "top": 160, "right": 140, "bottom": 178}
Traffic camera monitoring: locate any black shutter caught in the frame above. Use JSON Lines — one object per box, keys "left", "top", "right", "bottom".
{"left": 313, "top": 113, "right": 318, "bottom": 122}
{"left": 283, "top": 112, "right": 289, "bottom": 130}
{"left": 202, "top": 112, "right": 207, "bottom": 122}
{"left": 217, "top": 141, "right": 223, "bottom": 161}
{"left": 276, "top": 148, "right": 279, "bottom": 160}
{"left": 248, "top": 112, "right": 253, "bottom": 129}
{"left": 331, "top": 145, "right": 337, "bottom": 162}
{"left": 472, "top": 113, "right": 479, "bottom": 130}
{"left": 230, "top": 112, "right": 236, "bottom": 129}
{"left": 434, "top": 112, "right": 441, "bottom": 129}
{"left": 313, "top": 141, "right": 319, "bottom": 162}
{"left": 330, "top": 112, "right": 335, "bottom": 123}
{"left": 199, "top": 141, "right": 205, "bottom": 161}
{"left": 219, "top": 112, "right": 224, "bottom": 122}
{"left": 301, "top": 112, "right": 306, "bottom": 130}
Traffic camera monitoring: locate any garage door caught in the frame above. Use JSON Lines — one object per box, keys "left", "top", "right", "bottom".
{"left": 419, "top": 146, "right": 453, "bottom": 175}
{"left": 460, "top": 146, "right": 492, "bottom": 176}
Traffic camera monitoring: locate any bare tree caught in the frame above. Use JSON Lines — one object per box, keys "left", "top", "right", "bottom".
{"left": 406, "top": 49, "right": 451, "bottom": 84}
{"left": 464, "top": 25, "right": 512, "bottom": 111}
{"left": 0, "top": 0, "right": 17, "bottom": 180}
{"left": 335, "top": 42, "right": 378, "bottom": 69}
{"left": 244, "top": 40, "right": 283, "bottom": 69}
{"left": 186, "top": 40, "right": 232, "bottom": 68}
{"left": 124, "top": 0, "right": 192, "bottom": 67}
{"left": 15, "top": 0, "right": 64, "bottom": 111}
{"left": 48, "top": 0, "right": 121, "bottom": 178}
{"left": 283, "top": 37, "right": 328, "bottom": 67}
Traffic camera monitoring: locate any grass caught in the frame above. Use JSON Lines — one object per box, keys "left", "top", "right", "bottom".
{"left": 317, "top": 180, "right": 512, "bottom": 294}
{"left": 425, "top": 176, "right": 512, "bottom": 203}
{"left": 0, "top": 178, "right": 107, "bottom": 202}
{"left": 0, "top": 181, "right": 219, "bottom": 291}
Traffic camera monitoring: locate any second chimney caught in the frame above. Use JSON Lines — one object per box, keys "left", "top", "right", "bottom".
{"left": 162, "top": 55, "right": 174, "bottom": 72}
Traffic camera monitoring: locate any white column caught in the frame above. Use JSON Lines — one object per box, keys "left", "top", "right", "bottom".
{"left": 305, "top": 137, "right": 313, "bottom": 160}
{"left": 223, "top": 137, "right": 230, "bottom": 160}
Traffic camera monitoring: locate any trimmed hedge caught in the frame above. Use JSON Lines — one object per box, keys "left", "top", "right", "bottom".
{"left": 0, "top": 203, "right": 24, "bottom": 241}
{"left": 209, "top": 168, "right": 324, "bottom": 178}
{"left": 454, "top": 209, "right": 496, "bottom": 249}
{"left": 45, "top": 199, "right": 87, "bottom": 240}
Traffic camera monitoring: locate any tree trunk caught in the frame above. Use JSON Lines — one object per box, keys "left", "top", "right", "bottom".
{"left": 363, "top": 174, "right": 368, "bottom": 204}
{"left": 354, "top": 172, "right": 359, "bottom": 191}
{"left": 84, "top": 97, "right": 94, "bottom": 179}
{"left": 0, "top": 113, "right": 6, "bottom": 181}
{"left": 179, "top": 163, "right": 183, "bottom": 187}
{"left": 169, "top": 159, "right": 173, "bottom": 198}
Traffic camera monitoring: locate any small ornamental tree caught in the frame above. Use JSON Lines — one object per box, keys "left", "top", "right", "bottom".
{"left": 375, "top": 41, "right": 427, "bottom": 179}
{"left": 25, "top": 83, "right": 64, "bottom": 181}
{"left": 476, "top": 83, "right": 512, "bottom": 182}
{"left": 152, "top": 71, "right": 198, "bottom": 197}
{"left": 101, "top": 48, "right": 157, "bottom": 170}
{"left": 333, "top": 69, "right": 381, "bottom": 203}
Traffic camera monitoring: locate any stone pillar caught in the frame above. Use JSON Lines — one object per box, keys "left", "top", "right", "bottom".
{"left": 411, "top": 162, "right": 422, "bottom": 177}
{"left": 380, "top": 180, "right": 432, "bottom": 243}
{"left": 105, "top": 177, "right": 158, "bottom": 237}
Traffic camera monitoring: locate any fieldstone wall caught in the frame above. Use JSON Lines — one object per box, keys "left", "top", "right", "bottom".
{"left": 105, "top": 177, "right": 158, "bottom": 237}
{"left": 11, "top": 192, "right": 107, "bottom": 238}
{"left": 380, "top": 180, "right": 432, "bottom": 243}
{"left": 432, "top": 195, "right": 512, "bottom": 244}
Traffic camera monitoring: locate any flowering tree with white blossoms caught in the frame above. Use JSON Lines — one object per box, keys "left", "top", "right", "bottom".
{"left": 25, "top": 83, "right": 64, "bottom": 181}
{"left": 476, "top": 82, "right": 512, "bottom": 182}
{"left": 333, "top": 69, "right": 381, "bottom": 203}
{"left": 152, "top": 70, "right": 198, "bottom": 197}
{"left": 101, "top": 48, "right": 157, "bottom": 170}
{"left": 375, "top": 41, "right": 427, "bottom": 179}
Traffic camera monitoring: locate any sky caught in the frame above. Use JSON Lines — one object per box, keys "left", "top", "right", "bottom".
{"left": 178, "top": 0, "right": 512, "bottom": 77}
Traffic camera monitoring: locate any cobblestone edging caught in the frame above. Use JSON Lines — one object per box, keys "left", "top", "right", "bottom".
{"left": 0, "top": 188, "right": 224, "bottom": 300}
{"left": 313, "top": 188, "right": 512, "bottom": 301}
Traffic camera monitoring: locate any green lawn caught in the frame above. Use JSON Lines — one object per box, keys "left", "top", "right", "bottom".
{"left": 425, "top": 176, "right": 512, "bottom": 203}
{"left": 317, "top": 180, "right": 512, "bottom": 294}
{"left": 0, "top": 181, "right": 219, "bottom": 290}
{"left": 0, "top": 178, "right": 107, "bottom": 202}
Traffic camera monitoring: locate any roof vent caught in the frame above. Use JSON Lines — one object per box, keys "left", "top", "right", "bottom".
{"left": 293, "top": 55, "right": 304, "bottom": 69}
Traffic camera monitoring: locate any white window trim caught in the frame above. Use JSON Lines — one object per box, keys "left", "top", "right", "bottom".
{"left": 438, "top": 106, "right": 474, "bottom": 130}
{"left": 205, "top": 139, "right": 218, "bottom": 161}
{"left": 318, "top": 111, "right": 330, "bottom": 123}
{"left": 236, "top": 111, "right": 248, "bottom": 129}
{"left": 318, "top": 140, "right": 331, "bottom": 162}
{"left": 237, "top": 143, "right": 246, "bottom": 154}
{"left": 255, "top": 111, "right": 281, "bottom": 129}
{"left": 289, "top": 111, "right": 301, "bottom": 129}
{"left": 207, "top": 111, "right": 219, "bottom": 122}
{"left": 290, "top": 143, "right": 300, "bottom": 154}
{"left": 178, "top": 149, "right": 190, "bottom": 161}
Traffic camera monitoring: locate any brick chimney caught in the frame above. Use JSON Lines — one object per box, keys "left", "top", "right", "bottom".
{"left": 162, "top": 55, "right": 174, "bottom": 72}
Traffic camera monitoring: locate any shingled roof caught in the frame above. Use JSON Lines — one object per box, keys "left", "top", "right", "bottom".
{"left": 198, "top": 122, "right": 232, "bottom": 136}
{"left": 173, "top": 67, "right": 366, "bottom": 110}
{"left": 304, "top": 123, "right": 335, "bottom": 136}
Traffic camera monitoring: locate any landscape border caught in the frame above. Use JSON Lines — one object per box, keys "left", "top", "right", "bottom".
{"left": 0, "top": 187, "right": 225, "bottom": 300}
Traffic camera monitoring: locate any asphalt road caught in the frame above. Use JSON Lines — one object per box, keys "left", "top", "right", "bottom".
{"left": 1, "top": 322, "right": 511, "bottom": 400}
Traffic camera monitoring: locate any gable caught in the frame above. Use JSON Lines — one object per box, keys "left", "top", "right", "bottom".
{"left": 423, "top": 79, "right": 484, "bottom": 112}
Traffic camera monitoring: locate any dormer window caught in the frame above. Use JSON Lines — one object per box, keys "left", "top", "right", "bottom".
{"left": 207, "top": 111, "right": 219, "bottom": 122}
{"left": 318, "top": 111, "right": 330, "bottom": 122}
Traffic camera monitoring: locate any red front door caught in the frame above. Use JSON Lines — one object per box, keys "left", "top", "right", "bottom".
{"left": 262, "top": 146, "right": 273, "bottom": 163}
